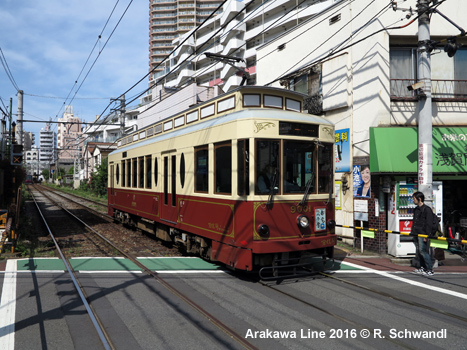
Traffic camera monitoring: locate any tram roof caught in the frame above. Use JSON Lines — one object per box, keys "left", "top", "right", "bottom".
{"left": 110, "top": 107, "right": 333, "bottom": 157}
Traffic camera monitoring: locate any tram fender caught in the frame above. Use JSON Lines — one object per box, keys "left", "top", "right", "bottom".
{"left": 212, "top": 240, "right": 252, "bottom": 271}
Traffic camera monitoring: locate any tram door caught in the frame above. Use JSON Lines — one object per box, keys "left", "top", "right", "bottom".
{"left": 161, "top": 151, "right": 178, "bottom": 224}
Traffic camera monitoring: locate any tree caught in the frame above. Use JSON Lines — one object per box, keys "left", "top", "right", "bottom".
{"left": 89, "top": 157, "right": 108, "bottom": 197}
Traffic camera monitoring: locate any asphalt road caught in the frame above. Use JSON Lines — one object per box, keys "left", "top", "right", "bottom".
{"left": 1, "top": 257, "right": 466, "bottom": 350}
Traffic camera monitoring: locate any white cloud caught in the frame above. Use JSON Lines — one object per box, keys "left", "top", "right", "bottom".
{"left": 0, "top": 0, "right": 149, "bottom": 138}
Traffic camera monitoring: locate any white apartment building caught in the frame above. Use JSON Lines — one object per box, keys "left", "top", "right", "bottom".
{"left": 161, "top": 0, "right": 335, "bottom": 92}
{"left": 39, "top": 121, "right": 57, "bottom": 172}
{"left": 57, "top": 105, "right": 83, "bottom": 165}
{"left": 256, "top": 0, "right": 467, "bottom": 254}
{"left": 25, "top": 145, "right": 39, "bottom": 175}
{"left": 149, "top": 0, "right": 223, "bottom": 84}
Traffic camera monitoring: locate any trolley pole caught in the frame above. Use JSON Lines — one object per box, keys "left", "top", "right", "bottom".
{"left": 417, "top": 0, "right": 433, "bottom": 209}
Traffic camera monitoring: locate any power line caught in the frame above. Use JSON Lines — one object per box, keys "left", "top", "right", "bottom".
{"left": 54, "top": 0, "right": 131, "bottom": 120}
{"left": 266, "top": 0, "right": 422, "bottom": 86}
{"left": 0, "top": 47, "right": 20, "bottom": 91}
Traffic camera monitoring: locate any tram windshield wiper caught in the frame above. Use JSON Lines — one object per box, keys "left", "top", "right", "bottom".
{"left": 299, "top": 173, "right": 315, "bottom": 206}
{"left": 266, "top": 168, "right": 279, "bottom": 207}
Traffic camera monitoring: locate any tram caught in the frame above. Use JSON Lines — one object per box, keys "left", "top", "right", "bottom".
{"left": 108, "top": 86, "right": 336, "bottom": 272}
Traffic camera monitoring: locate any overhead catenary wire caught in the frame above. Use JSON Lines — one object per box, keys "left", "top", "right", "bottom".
{"left": 55, "top": 0, "right": 122, "bottom": 120}
{"left": 133, "top": 0, "right": 390, "bottom": 123}
{"left": 266, "top": 0, "right": 445, "bottom": 85}
{"left": 0, "top": 47, "right": 20, "bottom": 91}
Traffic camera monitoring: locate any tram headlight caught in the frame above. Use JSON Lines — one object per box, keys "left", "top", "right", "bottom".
{"left": 296, "top": 215, "right": 310, "bottom": 228}
{"left": 257, "top": 224, "right": 270, "bottom": 237}
{"left": 327, "top": 219, "right": 336, "bottom": 231}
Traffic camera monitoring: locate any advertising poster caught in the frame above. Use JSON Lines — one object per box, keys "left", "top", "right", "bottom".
{"left": 353, "top": 165, "right": 371, "bottom": 198}
{"left": 335, "top": 128, "right": 350, "bottom": 172}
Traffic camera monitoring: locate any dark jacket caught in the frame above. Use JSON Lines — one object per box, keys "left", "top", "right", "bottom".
{"left": 411, "top": 204, "right": 432, "bottom": 236}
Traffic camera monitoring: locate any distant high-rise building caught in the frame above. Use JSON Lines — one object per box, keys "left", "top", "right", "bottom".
{"left": 39, "top": 120, "right": 57, "bottom": 171}
{"left": 57, "top": 105, "right": 83, "bottom": 164}
{"left": 148, "top": 0, "right": 223, "bottom": 84}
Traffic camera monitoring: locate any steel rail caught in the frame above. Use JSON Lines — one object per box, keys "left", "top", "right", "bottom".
{"left": 30, "top": 188, "right": 114, "bottom": 350}
{"left": 318, "top": 271, "right": 467, "bottom": 324}
{"left": 258, "top": 280, "right": 416, "bottom": 350}
{"left": 35, "top": 185, "right": 258, "bottom": 350}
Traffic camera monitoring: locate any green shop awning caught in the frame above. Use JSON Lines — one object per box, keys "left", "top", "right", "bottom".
{"left": 370, "top": 127, "right": 467, "bottom": 173}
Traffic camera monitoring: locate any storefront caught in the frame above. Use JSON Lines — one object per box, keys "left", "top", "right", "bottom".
{"left": 370, "top": 126, "right": 467, "bottom": 256}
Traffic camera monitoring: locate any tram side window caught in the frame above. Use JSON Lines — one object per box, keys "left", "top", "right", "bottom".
{"left": 121, "top": 161, "right": 126, "bottom": 187}
{"left": 318, "top": 143, "right": 333, "bottom": 194}
{"left": 133, "top": 158, "right": 137, "bottom": 187}
{"left": 126, "top": 159, "right": 131, "bottom": 187}
{"left": 215, "top": 142, "right": 232, "bottom": 195}
{"left": 255, "top": 140, "right": 280, "bottom": 195}
{"left": 283, "top": 141, "right": 315, "bottom": 194}
{"left": 195, "top": 146, "right": 208, "bottom": 193}
{"left": 154, "top": 157, "right": 158, "bottom": 187}
{"left": 238, "top": 139, "right": 249, "bottom": 196}
{"left": 116, "top": 164, "right": 119, "bottom": 185}
{"left": 139, "top": 157, "right": 144, "bottom": 188}
{"left": 146, "top": 156, "right": 152, "bottom": 189}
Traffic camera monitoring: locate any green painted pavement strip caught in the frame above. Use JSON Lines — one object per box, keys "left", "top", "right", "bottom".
{"left": 14, "top": 257, "right": 360, "bottom": 272}
{"left": 15, "top": 257, "right": 221, "bottom": 272}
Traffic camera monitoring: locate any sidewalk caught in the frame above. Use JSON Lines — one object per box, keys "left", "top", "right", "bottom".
{"left": 334, "top": 244, "right": 467, "bottom": 273}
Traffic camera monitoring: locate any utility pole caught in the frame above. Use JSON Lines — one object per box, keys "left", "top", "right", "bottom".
{"left": 17, "top": 90, "right": 23, "bottom": 146}
{"left": 119, "top": 94, "right": 125, "bottom": 137}
{"left": 417, "top": 0, "right": 433, "bottom": 209}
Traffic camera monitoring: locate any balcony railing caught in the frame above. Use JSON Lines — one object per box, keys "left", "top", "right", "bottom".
{"left": 391, "top": 79, "right": 467, "bottom": 102}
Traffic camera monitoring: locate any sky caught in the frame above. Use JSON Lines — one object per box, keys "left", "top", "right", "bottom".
{"left": 0, "top": 0, "right": 150, "bottom": 142}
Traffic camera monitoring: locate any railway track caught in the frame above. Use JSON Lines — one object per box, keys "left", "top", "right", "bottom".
{"left": 28, "top": 185, "right": 257, "bottom": 350}
{"left": 258, "top": 267, "right": 467, "bottom": 350}
{"left": 28, "top": 184, "right": 176, "bottom": 257}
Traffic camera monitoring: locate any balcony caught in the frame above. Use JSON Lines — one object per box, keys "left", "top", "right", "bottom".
{"left": 391, "top": 79, "right": 467, "bottom": 102}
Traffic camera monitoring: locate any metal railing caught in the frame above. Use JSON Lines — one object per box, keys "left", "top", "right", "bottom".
{"left": 390, "top": 79, "right": 467, "bottom": 101}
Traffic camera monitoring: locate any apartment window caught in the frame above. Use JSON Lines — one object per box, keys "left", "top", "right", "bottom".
{"left": 390, "top": 47, "right": 467, "bottom": 100}
{"left": 287, "top": 65, "right": 322, "bottom": 114}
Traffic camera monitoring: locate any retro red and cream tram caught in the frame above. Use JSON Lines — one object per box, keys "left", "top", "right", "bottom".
{"left": 108, "top": 86, "right": 336, "bottom": 273}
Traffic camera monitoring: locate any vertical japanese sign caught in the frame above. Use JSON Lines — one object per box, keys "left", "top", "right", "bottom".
{"left": 418, "top": 143, "right": 428, "bottom": 185}
{"left": 335, "top": 128, "right": 350, "bottom": 172}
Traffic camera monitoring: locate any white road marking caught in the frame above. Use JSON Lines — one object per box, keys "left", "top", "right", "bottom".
{"left": 335, "top": 259, "right": 467, "bottom": 300}
{"left": 0, "top": 260, "right": 17, "bottom": 350}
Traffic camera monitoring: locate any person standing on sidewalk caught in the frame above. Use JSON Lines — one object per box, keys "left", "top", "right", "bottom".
{"left": 411, "top": 191, "right": 434, "bottom": 276}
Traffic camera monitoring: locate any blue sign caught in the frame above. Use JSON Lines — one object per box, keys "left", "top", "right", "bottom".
{"left": 335, "top": 128, "right": 350, "bottom": 172}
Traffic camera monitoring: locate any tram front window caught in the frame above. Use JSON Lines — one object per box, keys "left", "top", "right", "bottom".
{"left": 256, "top": 140, "right": 280, "bottom": 194}
{"left": 283, "top": 141, "right": 315, "bottom": 194}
